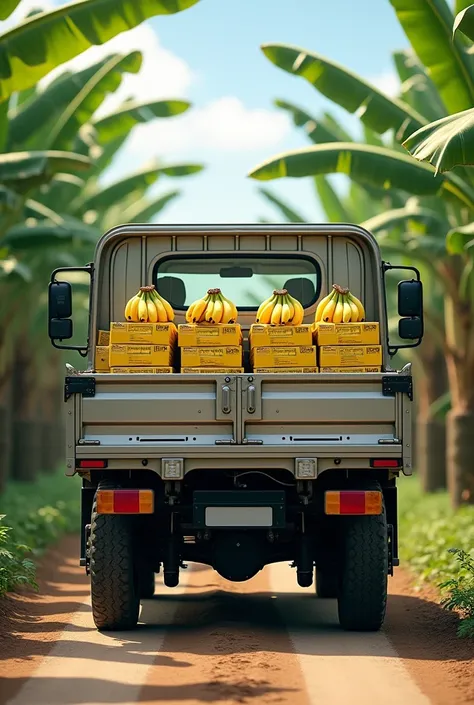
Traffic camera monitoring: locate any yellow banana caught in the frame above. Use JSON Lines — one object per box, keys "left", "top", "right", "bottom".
{"left": 342, "top": 294, "right": 352, "bottom": 323}
{"left": 146, "top": 294, "right": 158, "bottom": 323}
{"left": 205, "top": 294, "right": 216, "bottom": 322}
{"left": 271, "top": 297, "right": 283, "bottom": 325}
{"left": 138, "top": 293, "right": 149, "bottom": 322}
{"left": 322, "top": 293, "right": 337, "bottom": 323}
{"left": 332, "top": 294, "right": 344, "bottom": 324}
{"left": 281, "top": 294, "right": 291, "bottom": 324}
{"left": 188, "top": 294, "right": 209, "bottom": 323}
{"left": 213, "top": 295, "right": 224, "bottom": 323}
{"left": 257, "top": 294, "right": 277, "bottom": 324}
{"left": 124, "top": 293, "right": 137, "bottom": 320}
{"left": 256, "top": 292, "right": 276, "bottom": 320}
{"left": 348, "top": 292, "right": 365, "bottom": 321}
{"left": 220, "top": 292, "right": 238, "bottom": 322}
{"left": 348, "top": 298, "right": 359, "bottom": 322}
{"left": 287, "top": 293, "right": 304, "bottom": 325}
{"left": 153, "top": 290, "right": 174, "bottom": 321}
{"left": 315, "top": 288, "right": 336, "bottom": 322}
{"left": 151, "top": 292, "right": 168, "bottom": 322}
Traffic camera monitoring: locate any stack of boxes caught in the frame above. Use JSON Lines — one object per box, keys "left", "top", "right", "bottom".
{"left": 94, "top": 322, "right": 177, "bottom": 373}
{"left": 249, "top": 324, "right": 318, "bottom": 373}
{"left": 178, "top": 324, "right": 243, "bottom": 373}
{"left": 314, "top": 322, "right": 382, "bottom": 372}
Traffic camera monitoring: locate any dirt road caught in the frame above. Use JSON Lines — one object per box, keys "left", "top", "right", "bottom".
{"left": 0, "top": 536, "right": 473, "bottom": 705}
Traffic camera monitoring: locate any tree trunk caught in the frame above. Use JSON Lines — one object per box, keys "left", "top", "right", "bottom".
{"left": 0, "top": 375, "right": 13, "bottom": 494}
{"left": 39, "top": 351, "right": 64, "bottom": 473}
{"left": 447, "top": 410, "right": 474, "bottom": 506}
{"left": 12, "top": 420, "right": 42, "bottom": 481}
{"left": 10, "top": 336, "right": 41, "bottom": 482}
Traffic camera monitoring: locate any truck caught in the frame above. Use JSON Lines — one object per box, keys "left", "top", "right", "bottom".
{"left": 47, "top": 223, "right": 423, "bottom": 633}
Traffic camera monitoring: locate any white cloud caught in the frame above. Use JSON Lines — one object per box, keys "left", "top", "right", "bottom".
{"left": 125, "top": 97, "right": 291, "bottom": 158}
{"left": 369, "top": 71, "right": 400, "bottom": 98}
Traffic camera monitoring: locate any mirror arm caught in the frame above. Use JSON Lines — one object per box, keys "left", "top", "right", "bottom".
{"left": 50, "top": 263, "right": 93, "bottom": 356}
{"left": 382, "top": 261, "right": 423, "bottom": 357}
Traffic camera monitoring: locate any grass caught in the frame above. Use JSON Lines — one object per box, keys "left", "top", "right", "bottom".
{"left": 398, "top": 476, "right": 474, "bottom": 637}
{"left": 0, "top": 470, "right": 80, "bottom": 596}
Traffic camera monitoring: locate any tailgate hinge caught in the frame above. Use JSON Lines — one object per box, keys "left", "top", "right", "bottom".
{"left": 64, "top": 376, "right": 96, "bottom": 402}
{"left": 382, "top": 375, "right": 413, "bottom": 401}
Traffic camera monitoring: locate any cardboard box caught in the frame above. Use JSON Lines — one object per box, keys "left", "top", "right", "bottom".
{"left": 97, "top": 329, "right": 110, "bottom": 346}
{"left": 320, "top": 366, "right": 381, "bottom": 373}
{"left": 109, "top": 344, "right": 173, "bottom": 367}
{"left": 110, "top": 322, "right": 176, "bottom": 345}
{"left": 251, "top": 346, "right": 317, "bottom": 368}
{"left": 313, "top": 322, "right": 380, "bottom": 346}
{"left": 180, "top": 346, "right": 242, "bottom": 368}
{"left": 95, "top": 346, "right": 110, "bottom": 371}
{"left": 181, "top": 367, "right": 244, "bottom": 374}
{"left": 254, "top": 367, "right": 319, "bottom": 373}
{"left": 318, "top": 345, "right": 382, "bottom": 367}
{"left": 110, "top": 367, "right": 174, "bottom": 374}
{"left": 178, "top": 324, "right": 241, "bottom": 347}
{"left": 249, "top": 324, "right": 313, "bottom": 347}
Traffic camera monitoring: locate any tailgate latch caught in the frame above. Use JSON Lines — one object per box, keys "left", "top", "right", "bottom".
{"left": 64, "top": 376, "right": 96, "bottom": 401}
{"left": 382, "top": 375, "right": 413, "bottom": 401}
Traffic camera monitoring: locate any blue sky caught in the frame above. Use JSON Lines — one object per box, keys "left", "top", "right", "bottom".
{"left": 8, "top": 0, "right": 414, "bottom": 224}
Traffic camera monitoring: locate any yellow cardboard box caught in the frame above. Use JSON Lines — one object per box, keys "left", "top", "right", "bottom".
{"left": 178, "top": 324, "right": 241, "bottom": 347}
{"left": 254, "top": 367, "right": 319, "bottom": 373}
{"left": 95, "top": 346, "right": 110, "bottom": 371}
{"left": 110, "top": 322, "right": 176, "bottom": 345}
{"left": 319, "top": 345, "right": 382, "bottom": 367}
{"left": 313, "top": 322, "right": 380, "bottom": 346}
{"left": 181, "top": 367, "right": 244, "bottom": 374}
{"left": 180, "top": 346, "right": 242, "bottom": 368}
{"left": 97, "top": 330, "right": 110, "bottom": 346}
{"left": 110, "top": 367, "right": 174, "bottom": 374}
{"left": 109, "top": 344, "right": 173, "bottom": 367}
{"left": 251, "top": 346, "right": 317, "bottom": 368}
{"left": 320, "top": 366, "right": 381, "bottom": 373}
{"left": 249, "top": 324, "right": 313, "bottom": 347}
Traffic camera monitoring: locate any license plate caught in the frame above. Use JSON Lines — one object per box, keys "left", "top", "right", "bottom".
{"left": 205, "top": 506, "right": 273, "bottom": 527}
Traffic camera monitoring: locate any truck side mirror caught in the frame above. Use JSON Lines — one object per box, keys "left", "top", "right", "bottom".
{"left": 398, "top": 317, "right": 423, "bottom": 340}
{"left": 48, "top": 265, "right": 93, "bottom": 357}
{"left": 49, "top": 280, "right": 72, "bottom": 319}
{"left": 49, "top": 317, "right": 73, "bottom": 340}
{"left": 398, "top": 280, "right": 422, "bottom": 317}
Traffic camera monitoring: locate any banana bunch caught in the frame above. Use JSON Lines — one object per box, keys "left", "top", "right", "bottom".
{"left": 186, "top": 288, "right": 238, "bottom": 324}
{"left": 124, "top": 285, "right": 174, "bottom": 323}
{"left": 256, "top": 289, "right": 304, "bottom": 325}
{"left": 315, "top": 284, "right": 365, "bottom": 323}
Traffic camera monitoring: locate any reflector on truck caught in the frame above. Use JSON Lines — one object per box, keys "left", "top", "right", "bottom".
{"left": 324, "top": 490, "right": 383, "bottom": 515}
{"left": 96, "top": 489, "right": 154, "bottom": 514}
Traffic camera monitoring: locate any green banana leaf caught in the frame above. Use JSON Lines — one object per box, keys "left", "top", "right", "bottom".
{"left": 403, "top": 107, "right": 474, "bottom": 172}
{"left": 4, "top": 216, "right": 101, "bottom": 250}
{"left": 0, "top": 150, "right": 90, "bottom": 194}
{"left": 73, "top": 162, "right": 203, "bottom": 214}
{"left": 314, "top": 175, "right": 353, "bottom": 222}
{"left": 46, "top": 53, "right": 143, "bottom": 150}
{"left": 248, "top": 142, "right": 474, "bottom": 210}
{"left": 389, "top": 0, "right": 474, "bottom": 113}
{"left": 0, "top": 97, "right": 8, "bottom": 151}
{"left": 456, "top": 1, "right": 474, "bottom": 13}
{"left": 361, "top": 205, "right": 447, "bottom": 235}
{"left": 274, "top": 99, "right": 340, "bottom": 143}
{"left": 446, "top": 222, "right": 474, "bottom": 253}
{"left": 121, "top": 190, "right": 181, "bottom": 223}
{"left": 393, "top": 50, "right": 446, "bottom": 121}
{"left": 0, "top": 0, "right": 200, "bottom": 102}
{"left": 261, "top": 43, "right": 426, "bottom": 139}
{"left": 23, "top": 199, "right": 65, "bottom": 223}
{"left": 0, "top": 1, "right": 21, "bottom": 21}
{"left": 8, "top": 52, "right": 142, "bottom": 148}
{"left": 0, "top": 256, "right": 31, "bottom": 282}
{"left": 454, "top": 4, "right": 474, "bottom": 41}
{"left": 91, "top": 99, "right": 191, "bottom": 144}
{"left": 35, "top": 173, "right": 86, "bottom": 212}
{"left": 258, "top": 188, "right": 307, "bottom": 222}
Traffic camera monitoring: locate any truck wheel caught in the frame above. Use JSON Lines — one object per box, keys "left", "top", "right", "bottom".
{"left": 89, "top": 493, "right": 139, "bottom": 631}
{"left": 139, "top": 567, "right": 155, "bottom": 599}
{"left": 337, "top": 497, "right": 388, "bottom": 632}
{"left": 315, "top": 569, "right": 338, "bottom": 598}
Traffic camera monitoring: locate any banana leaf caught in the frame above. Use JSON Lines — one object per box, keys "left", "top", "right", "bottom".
{"left": 454, "top": 4, "right": 474, "bottom": 42}
{"left": 258, "top": 188, "right": 307, "bottom": 222}
{"left": 361, "top": 205, "right": 447, "bottom": 235}
{"left": 4, "top": 216, "right": 101, "bottom": 250}
{"left": 0, "top": 1, "right": 21, "bottom": 21}
{"left": 0, "top": 0, "right": 200, "bottom": 102}
{"left": 121, "top": 190, "right": 181, "bottom": 223}
{"left": 274, "top": 99, "right": 340, "bottom": 143}
{"left": 8, "top": 52, "right": 142, "bottom": 148}
{"left": 0, "top": 150, "right": 90, "bottom": 194}
{"left": 248, "top": 142, "right": 474, "bottom": 210}
{"left": 35, "top": 173, "right": 86, "bottom": 211}
{"left": 314, "top": 175, "right": 353, "bottom": 222}
{"left": 73, "top": 162, "right": 203, "bottom": 214}
{"left": 393, "top": 50, "right": 446, "bottom": 121}
{"left": 446, "top": 222, "right": 474, "bottom": 253}
{"left": 261, "top": 43, "right": 426, "bottom": 140}
{"left": 92, "top": 99, "right": 190, "bottom": 144}
{"left": 403, "top": 107, "right": 474, "bottom": 172}
{"left": 389, "top": 0, "right": 474, "bottom": 113}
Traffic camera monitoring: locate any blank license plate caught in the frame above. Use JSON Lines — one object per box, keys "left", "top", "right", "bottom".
{"left": 205, "top": 506, "right": 273, "bottom": 527}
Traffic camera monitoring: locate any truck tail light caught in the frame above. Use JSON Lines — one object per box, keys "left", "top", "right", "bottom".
{"left": 370, "top": 459, "right": 402, "bottom": 468}
{"left": 325, "top": 490, "right": 383, "bottom": 515}
{"left": 96, "top": 489, "right": 154, "bottom": 515}
{"left": 78, "top": 460, "right": 108, "bottom": 469}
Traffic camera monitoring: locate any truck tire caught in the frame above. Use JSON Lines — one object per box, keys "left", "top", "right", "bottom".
{"left": 337, "top": 493, "right": 388, "bottom": 632}
{"left": 139, "top": 567, "right": 155, "bottom": 599}
{"left": 89, "top": 492, "right": 139, "bottom": 631}
{"left": 315, "top": 569, "right": 338, "bottom": 598}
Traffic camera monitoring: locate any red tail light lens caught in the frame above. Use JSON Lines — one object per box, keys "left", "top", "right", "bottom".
{"left": 78, "top": 460, "right": 108, "bottom": 469}
{"left": 370, "top": 459, "right": 401, "bottom": 468}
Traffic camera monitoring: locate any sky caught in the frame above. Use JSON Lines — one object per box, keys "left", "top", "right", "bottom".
{"left": 5, "top": 0, "right": 414, "bottom": 225}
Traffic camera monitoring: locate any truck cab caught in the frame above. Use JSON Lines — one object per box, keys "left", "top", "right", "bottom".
{"left": 48, "top": 223, "right": 423, "bottom": 633}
